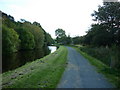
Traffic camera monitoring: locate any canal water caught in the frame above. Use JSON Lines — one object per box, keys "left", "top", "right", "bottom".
{"left": 2, "top": 46, "right": 57, "bottom": 73}
{"left": 48, "top": 46, "right": 57, "bottom": 53}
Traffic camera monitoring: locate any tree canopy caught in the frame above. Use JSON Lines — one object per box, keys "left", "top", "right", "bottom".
{"left": 2, "top": 25, "right": 20, "bottom": 53}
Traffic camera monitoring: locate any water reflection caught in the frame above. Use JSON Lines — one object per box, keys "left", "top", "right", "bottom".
{"left": 3, "top": 48, "right": 47, "bottom": 73}
{"left": 2, "top": 46, "right": 57, "bottom": 73}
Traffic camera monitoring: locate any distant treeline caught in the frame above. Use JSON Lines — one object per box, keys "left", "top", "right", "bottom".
{"left": 1, "top": 11, "right": 54, "bottom": 54}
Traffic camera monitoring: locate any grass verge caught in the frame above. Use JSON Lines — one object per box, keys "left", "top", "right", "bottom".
{"left": 2, "top": 46, "right": 68, "bottom": 88}
{"left": 72, "top": 46, "right": 119, "bottom": 88}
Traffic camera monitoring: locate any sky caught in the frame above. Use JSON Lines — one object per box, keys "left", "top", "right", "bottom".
{"left": 0, "top": 0, "right": 104, "bottom": 38}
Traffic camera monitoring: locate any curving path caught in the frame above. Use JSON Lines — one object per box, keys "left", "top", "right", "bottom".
{"left": 57, "top": 47, "right": 114, "bottom": 88}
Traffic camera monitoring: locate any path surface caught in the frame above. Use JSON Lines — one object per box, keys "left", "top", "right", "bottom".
{"left": 57, "top": 47, "right": 114, "bottom": 88}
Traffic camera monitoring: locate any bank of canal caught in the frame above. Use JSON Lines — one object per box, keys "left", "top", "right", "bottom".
{"left": 2, "top": 46, "right": 68, "bottom": 88}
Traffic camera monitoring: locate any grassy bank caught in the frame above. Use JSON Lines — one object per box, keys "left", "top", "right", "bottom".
{"left": 2, "top": 46, "right": 68, "bottom": 88}
{"left": 73, "top": 46, "right": 119, "bottom": 88}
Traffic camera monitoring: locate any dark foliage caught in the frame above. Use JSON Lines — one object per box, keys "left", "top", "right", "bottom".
{"left": 2, "top": 11, "right": 54, "bottom": 53}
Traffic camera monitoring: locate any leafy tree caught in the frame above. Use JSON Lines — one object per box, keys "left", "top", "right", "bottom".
{"left": 2, "top": 12, "right": 16, "bottom": 29}
{"left": 45, "top": 33, "right": 54, "bottom": 45}
{"left": 2, "top": 25, "right": 20, "bottom": 53}
{"left": 23, "top": 22, "right": 45, "bottom": 49}
{"left": 55, "top": 29, "right": 66, "bottom": 38}
{"left": 92, "top": 2, "right": 120, "bottom": 27}
{"left": 15, "top": 27, "right": 35, "bottom": 50}
{"left": 92, "top": 24, "right": 114, "bottom": 46}
{"left": 55, "top": 29, "right": 66, "bottom": 44}
{"left": 82, "top": 2, "right": 120, "bottom": 46}
{"left": 91, "top": 2, "right": 120, "bottom": 45}
{"left": 33, "top": 21, "right": 41, "bottom": 27}
{"left": 84, "top": 24, "right": 114, "bottom": 46}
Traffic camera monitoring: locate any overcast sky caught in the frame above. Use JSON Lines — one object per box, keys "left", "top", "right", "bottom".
{"left": 0, "top": 0, "right": 104, "bottom": 38}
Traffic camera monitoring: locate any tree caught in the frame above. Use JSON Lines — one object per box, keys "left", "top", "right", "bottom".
{"left": 2, "top": 12, "right": 16, "bottom": 29}
{"left": 15, "top": 27, "right": 35, "bottom": 50}
{"left": 55, "top": 28, "right": 66, "bottom": 44}
{"left": 91, "top": 2, "right": 120, "bottom": 45}
{"left": 45, "top": 33, "right": 54, "bottom": 45}
{"left": 82, "top": 2, "right": 120, "bottom": 46}
{"left": 33, "top": 21, "right": 41, "bottom": 27}
{"left": 55, "top": 29, "right": 66, "bottom": 38}
{"left": 2, "top": 25, "right": 20, "bottom": 53}
{"left": 23, "top": 22, "right": 45, "bottom": 49}
{"left": 84, "top": 24, "right": 114, "bottom": 46}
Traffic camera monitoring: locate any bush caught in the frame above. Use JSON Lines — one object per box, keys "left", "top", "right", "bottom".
{"left": 80, "top": 45, "right": 120, "bottom": 70}
{"left": 109, "top": 45, "right": 120, "bottom": 69}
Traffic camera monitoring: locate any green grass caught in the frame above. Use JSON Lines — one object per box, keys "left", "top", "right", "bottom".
{"left": 2, "top": 46, "right": 68, "bottom": 88}
{"left": 72, "top": 46, "right": 119, "bottom": 88}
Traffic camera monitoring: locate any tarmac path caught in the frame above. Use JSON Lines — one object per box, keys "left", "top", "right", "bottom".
{"left": 57, "top": 47, "right": 114, "bottom": 88}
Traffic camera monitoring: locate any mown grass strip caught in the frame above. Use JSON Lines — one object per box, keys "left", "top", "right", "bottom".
{"left": 2, "top": 46, "right": 68, "bottom": 88}
{"left": 72, "top": 46, "right": 119, "bottom": 88}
